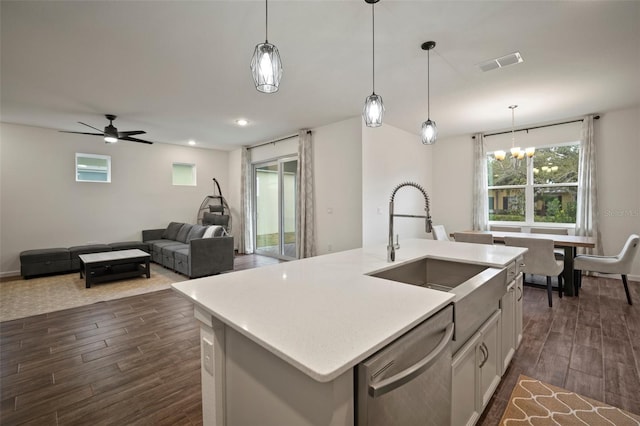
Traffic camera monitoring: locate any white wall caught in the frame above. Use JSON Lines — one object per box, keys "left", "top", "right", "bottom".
{"left": 0, "top": 123, "right": 229, "bottom": 275}
{"left": 362, "top": 122, "right": 433, "bottom": 246}
{"left": 432, "top": 106, "right": 640, "bottom": 279}
{"left": 313, "top": 117, "right": 362, "bottom": 254}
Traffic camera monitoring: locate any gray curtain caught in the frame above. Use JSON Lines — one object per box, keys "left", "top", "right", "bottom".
{"left": 575, "top": 115, "right": 602, "bottom": 255}
{"left": 296, "top": 130, "right": 316, "bottom": 258}
{"left": 472, "top": 134, "right": 489, "bottom": 231}
{"left": 240, "top": 147, "right": 254, "bottom": 254}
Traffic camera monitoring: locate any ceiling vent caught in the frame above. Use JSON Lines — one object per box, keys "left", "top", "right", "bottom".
{"left": 478, "top": 51, "right": 523, "bottom": 72}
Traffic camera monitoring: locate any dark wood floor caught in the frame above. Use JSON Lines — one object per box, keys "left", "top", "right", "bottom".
{"left": 478, "top": 274, "right": 640, "bottom": 424}
{"left": 1, "top": 255, "right": 638, "bottom": 425}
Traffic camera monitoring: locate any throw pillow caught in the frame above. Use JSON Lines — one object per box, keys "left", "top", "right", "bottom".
{"left": 186, "top": 224, "right": 207, "bottom": 241}
{"left": 162, "top": 222, "right": 184, "bottom": 240}
{"left": 203, "top": 225, "right": 226, "bottom": 238}
{"left": 176, "top": 223, "right": 193, "bottom": 243}
{"left": 202, "top": 213, "right": 229, "bottom": 227}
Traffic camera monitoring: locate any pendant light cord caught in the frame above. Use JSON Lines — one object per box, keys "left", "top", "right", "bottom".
{"left": 372, "top": 3, "right": 376, "bottom": 93}
{"left": 265, "top": 0, "right": 269, "bottom": 42}
{"left": 427, "top": 47, "right": 430, "bottom": 118}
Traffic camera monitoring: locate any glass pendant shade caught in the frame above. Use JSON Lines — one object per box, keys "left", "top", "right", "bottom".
{"left": 510, "top": 146, "right": 522, "bottom": 157}
{"left": 363, "top": 93, "right": 384, "bottom": 127}
{"left": 494, "top": 150, "right": 506, "bottom": 161}
{"left": 421, "top": 119, "right": 438, "bottom": 145}
{"left": 251, "top": 42, "right": 283, "bottom": 93}
{"left": 525, "top": 147, "right": 535, "bottom": 157}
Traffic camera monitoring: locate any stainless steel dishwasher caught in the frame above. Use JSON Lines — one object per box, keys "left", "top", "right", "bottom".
{"left": 356, "top": 304, "right": 454, "bottom": 426}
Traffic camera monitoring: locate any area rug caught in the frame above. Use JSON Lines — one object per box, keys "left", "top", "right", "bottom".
{"left": 0, "top": 264, "right": 186, "bottom": 322}
{"left": 500, "top": 375, "right": 640, "bottom": 425}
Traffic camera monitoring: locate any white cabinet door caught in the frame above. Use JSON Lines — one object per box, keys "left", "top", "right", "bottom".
{"left": 500, "top": 281, "right": 516, "bottom": 374}
{"left": 478, "top": 310, "right": 502, "bottom": 410}
{"left": 451, "top": 332, "right": 481, "bottom": 426}
{"left": 515, "top": 272, "right": 524, "bottom": 347}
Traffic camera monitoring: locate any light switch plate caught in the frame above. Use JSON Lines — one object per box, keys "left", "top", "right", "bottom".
{"left": 202, "top": 337, "right": 214, "bottom": 375}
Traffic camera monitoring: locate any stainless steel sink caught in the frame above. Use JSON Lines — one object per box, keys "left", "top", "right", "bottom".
{"left": 369, "top": 258, "right": 507, "bottom": 352}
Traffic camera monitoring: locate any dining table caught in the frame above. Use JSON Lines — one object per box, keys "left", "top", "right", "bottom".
{"left": 461, "top": 231, "right": 596, "bottom": 297}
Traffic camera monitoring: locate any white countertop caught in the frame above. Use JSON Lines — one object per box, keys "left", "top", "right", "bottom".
{"left": 172, "top": 238, "right": 525, "bottom": 382}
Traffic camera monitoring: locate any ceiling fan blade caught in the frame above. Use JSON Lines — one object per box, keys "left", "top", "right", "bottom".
{"left": 78, "top": 121, "right": 104, "bottom": 133}
{"left": 60, "top": 131, "right": 104, "bottom": 136}
{"left": 118, "top": 130, "right": 146, "bottom": 136}
{"left": 120, "top": 136, "right": 154, "bottom": 145}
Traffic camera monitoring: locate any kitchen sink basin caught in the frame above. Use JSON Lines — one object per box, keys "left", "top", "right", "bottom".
{"left": 369, "top": 258, "right": 507, "bottom": 352}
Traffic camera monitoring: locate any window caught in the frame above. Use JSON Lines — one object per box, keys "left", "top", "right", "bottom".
{"left": 487, "top": 143, "right": 579, "bottom": 224}
{"left": 172, "top": 163, "right": 196, "bottom": 186}
{"left": 76, "top": 153, "right": 111, "bottom": 183}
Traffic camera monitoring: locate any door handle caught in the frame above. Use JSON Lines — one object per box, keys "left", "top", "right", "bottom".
{"left": 368, "top": 323, "right": 454, "bottom": 398}
{"left": 478, "top": 342, "right": 489, "bottom": 368}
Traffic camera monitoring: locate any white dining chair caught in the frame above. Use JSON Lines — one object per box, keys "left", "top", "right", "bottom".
{"left": 491, "top": 225, "right": 522, "bottom": 232}
{"left": 454, "top": 232, "right": 494, "bottom": 245}
{"left": 504, "top": 236, "right": 564, "bottom": 307}
{"left": 574, "top": 234, "right": 639, "bottom": 304}
{"left": 530, "top": 227, "right": 568, "bottom": 260}
{"left": 432, "top": 225, "right": 451, "bottom": 241}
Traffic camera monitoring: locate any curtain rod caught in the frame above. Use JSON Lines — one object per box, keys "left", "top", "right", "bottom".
{"left": 247, "top": 130, "right": 312, "bottom": 150}
{"left": 474, "top": 115, "right": 600, "bottom": 139}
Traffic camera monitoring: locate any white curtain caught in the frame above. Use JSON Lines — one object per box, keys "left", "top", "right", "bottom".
{"left": 575, "top": 115, "right": 602, "bottom": 255}
{"left": 296, "top": 130, "right": 316, "bottom": 258}
{"left": 239, "top": 147, "right": 254, "bottom": 254}
{"left": 472, "top": 134, "right": 489, "bottom": 231}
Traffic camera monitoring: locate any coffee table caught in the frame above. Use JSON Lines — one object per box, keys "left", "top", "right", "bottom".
{"left": 79, "top": 249, "right": 151, "bottom": 288}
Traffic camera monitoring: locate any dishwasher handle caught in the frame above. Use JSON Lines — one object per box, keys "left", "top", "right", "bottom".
{"left": 368, "top": 322, "right": 454, "bottom": 398}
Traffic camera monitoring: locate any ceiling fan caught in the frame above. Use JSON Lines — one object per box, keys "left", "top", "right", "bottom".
{"left": 60, "top": 114, "right": 154, "bottom": 144}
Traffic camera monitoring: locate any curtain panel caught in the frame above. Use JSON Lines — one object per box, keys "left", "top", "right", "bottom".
{"left": 296, "top": 130, "right": 316, "bottom": 258}
{"left": 575, "top": 115, "right": 602, "bottom": 255}
{"left": 240, "top": 147, "right": 254, "bottom": 254}
{"left": 472, "top": 134, "right": 489, "bottom": 231}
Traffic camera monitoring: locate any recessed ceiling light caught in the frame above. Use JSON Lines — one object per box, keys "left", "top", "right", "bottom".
{"left": 235, "top": 119, "right": 249, "bottom": 126}
{"left": 188, "top": 140, "right": 196, "bottom": 145}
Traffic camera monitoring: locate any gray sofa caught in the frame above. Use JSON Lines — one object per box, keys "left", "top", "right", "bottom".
{"left": 142, "top": 222, "right": 234, "bottom": 278}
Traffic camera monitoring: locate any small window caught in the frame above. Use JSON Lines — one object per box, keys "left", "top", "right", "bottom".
{"left": 172, "top": 163, "right": 196, "bottom": 186}
{"left": 76, "top": 153, "right": 111, "bottom": 183}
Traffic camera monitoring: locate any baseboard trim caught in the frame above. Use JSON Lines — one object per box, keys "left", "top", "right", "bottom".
{"left": 0, "top": 270, "right": 21, "bottom": 281}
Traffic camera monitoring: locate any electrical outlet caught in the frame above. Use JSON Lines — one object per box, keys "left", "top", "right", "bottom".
{"left": 202, "top": 337, "right": 214, "bottom": 375}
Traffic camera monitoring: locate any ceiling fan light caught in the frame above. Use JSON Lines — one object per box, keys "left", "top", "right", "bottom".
{"left": 251, "top": 42, "right": 283, "bottom": 94}
{"left": 363, "top": 93, "right": 384, "bottom": 127}
{"left": 421, "top": 119, "right": 438, "bottom": 145}
{"left": 104, "top": 135, "right": 118, "bottom": 143}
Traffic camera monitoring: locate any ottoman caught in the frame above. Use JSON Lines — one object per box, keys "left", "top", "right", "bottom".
{"left": 109, "top": 241, "right": 150, "bottom": 253}
{"left": 69, "top": 244, "right": 112, "bottom": 271}
{"left": 20, "top": 248, "right": 71, "bottom": 278}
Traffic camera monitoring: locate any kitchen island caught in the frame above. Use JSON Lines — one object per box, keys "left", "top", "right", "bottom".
{"left": 172, "top": 238, "right": 526, "bottom": 426}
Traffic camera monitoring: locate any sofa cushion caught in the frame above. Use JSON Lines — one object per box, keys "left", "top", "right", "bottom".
{"left": 162, "top": 222, "right": 184, "bottom": 240}
{"left": 176, "top": 223, "right": 193, "bottom": 243}
{"left": 109, "top": 241, "right": 150, "bottom": 252}
{"left": 20, "top": 248, "right": 70, "bottom": 263}
{"left": 186, "top": 224, "right": 207, "bottom": 242}
{"left": 203, "top": 213, "right": 229, "bottom": 227}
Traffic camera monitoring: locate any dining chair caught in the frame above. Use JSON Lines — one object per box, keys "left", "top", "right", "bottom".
{"left": 504, "top": 236, "right": 564, "bottom": 307}
{"left": 573, "top": 234, "right": 639, "bottom": 304}
{"left": 491, "top": 226, "right": 522, "bottom": 232}
{"left": 530, "top": 227, "right": 568, "bottom": 260}
{"left": 432, "top": 225, "right": 451, "bottom": 241}
{"left": 454, "top": 232, "right": 494, "bottom": 245}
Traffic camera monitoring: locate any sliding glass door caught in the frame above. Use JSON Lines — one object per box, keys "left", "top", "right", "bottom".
{"left": 253, "top": 157, "right": 298, "bottom": 259}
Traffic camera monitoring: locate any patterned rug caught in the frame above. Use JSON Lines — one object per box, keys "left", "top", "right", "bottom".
{"left": 500, "top": 375, "right": 640, "bottom": 425}
{"left": 0, "top": 263, "right": 186, "bottom": 322}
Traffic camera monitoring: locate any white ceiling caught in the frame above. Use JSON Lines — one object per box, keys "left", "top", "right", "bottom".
{"left": 2, "top": 1, "right": 639, "bottom": 151}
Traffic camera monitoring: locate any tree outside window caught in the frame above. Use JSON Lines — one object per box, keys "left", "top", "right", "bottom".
{"left": 487, "top": 144, "right": 579, "bottom": 224}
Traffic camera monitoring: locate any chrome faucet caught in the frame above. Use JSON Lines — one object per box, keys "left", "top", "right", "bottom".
{"left": 387, "top": 182, "right": 433, "bottom": 262}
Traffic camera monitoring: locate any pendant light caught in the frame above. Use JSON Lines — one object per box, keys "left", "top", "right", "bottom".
{"left": 421, "top": 41, "right": 437, "bottom": 144}
{"left": 250, "top": 0, "right": 283, "bottom": 94}
{"left": 362, "top": 0, "right": 384, "bottom": 127}
{"left": 508, "top": 105, "right": 522, "bottom": 158}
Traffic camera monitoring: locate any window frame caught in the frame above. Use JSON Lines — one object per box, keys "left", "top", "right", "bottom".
{"left": 487, "top": 141, "right": 579, "bottom": 226}
{"left": 75, "top": 153, "right": 111, "bottom": 183}
{"left": 172, "top": 162, "right": 197, "bottom": 186}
